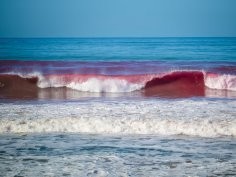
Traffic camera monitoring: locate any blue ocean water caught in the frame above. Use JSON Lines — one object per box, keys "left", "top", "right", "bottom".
{"left": 0, "top": 37, "right": 236, "bottom": 61}
{"left": 0, "top": 38, "right": 236, "bottom": 176}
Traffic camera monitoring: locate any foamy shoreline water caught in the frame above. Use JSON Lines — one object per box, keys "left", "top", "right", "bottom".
{"left": 0, "top": 99, "right": 235, "bottom": 137}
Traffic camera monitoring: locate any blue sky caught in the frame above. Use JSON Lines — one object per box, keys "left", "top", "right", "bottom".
{"left": 0, "top": 0, "right": 236, "bottom": 37}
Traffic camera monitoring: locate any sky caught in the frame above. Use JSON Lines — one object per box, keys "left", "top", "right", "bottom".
{"left": 0, "top": 0, "right": 236, "bottom": 37}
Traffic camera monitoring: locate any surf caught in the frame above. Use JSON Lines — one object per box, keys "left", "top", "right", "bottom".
{"left": 0, "top": 99, "right": 235, "bottom": 137}
{"left": 0, "top": 70, "right": 236, "bottom": 99}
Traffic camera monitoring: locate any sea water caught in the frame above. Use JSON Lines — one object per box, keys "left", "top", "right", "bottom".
{"left": 0, "top": 38, "right": 236, "bottom": 176}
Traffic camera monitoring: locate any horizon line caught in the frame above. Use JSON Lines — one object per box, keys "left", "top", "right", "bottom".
{"left": 1, "top": 36, "right": 236, "bottom": 39}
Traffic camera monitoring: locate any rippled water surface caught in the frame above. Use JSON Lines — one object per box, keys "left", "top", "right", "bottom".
{"left": 0, "top": 133, "right": 236, "bottom": 177}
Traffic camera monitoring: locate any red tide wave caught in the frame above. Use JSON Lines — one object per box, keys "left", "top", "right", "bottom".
{"left": 44, "top": 71, "right": 205, "bottom": 98}
{"left": 0, "top": 71, "right": 235, "bottom": 99}
{"left": 143, "top": 71, "right": 205, "bottom": 97}
{"left": 0, "top": 74, "right": 39, "bottom": 99}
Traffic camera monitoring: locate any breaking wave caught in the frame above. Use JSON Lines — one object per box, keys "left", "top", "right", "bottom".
{"left": 1, "top": 71, "right": 235, "bottom": 93}
{"left": 0, "top": 71, "right": 236, "bottom": 98}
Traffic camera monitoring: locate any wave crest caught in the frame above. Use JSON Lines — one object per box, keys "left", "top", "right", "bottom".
{"left": 205, "top": 73, "right": 236, "bottom": 91}
{"left": 1, "top": 71, "right": 236, "bottom": 95}
{"left": 38, "top": 76, "right": 144, "bottom": 93}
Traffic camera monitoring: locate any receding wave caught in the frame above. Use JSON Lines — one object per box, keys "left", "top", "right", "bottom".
{"left": 0, "top": 71, "right": 236, "bottom": 98}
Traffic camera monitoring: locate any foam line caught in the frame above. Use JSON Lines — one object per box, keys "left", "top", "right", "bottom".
{"left": 0, "top": 100, "right": 235, "bottom": 137}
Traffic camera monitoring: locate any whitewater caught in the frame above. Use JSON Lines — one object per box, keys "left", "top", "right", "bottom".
{"left": 0, "top": 99, "right": 235, "bottom": 137}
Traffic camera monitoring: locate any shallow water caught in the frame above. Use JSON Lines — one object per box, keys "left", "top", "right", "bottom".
{"left": 0, "top": 133, "right": 235, "bottom": 177}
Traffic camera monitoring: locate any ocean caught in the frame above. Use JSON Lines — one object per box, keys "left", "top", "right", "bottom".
{"left": 0, "top": 37, "right": 236, "bottom": 176}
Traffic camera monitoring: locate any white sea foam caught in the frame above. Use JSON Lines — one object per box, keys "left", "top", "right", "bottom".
{"left": 38, "top": 77, "right": 144, "bottom": 93}
{"left": 0, "top": 99, "right": 235, "bottom": 137}
{"left": 2, "top": 116, "right": 235, "bottom": 137}
{"left": 204, "top": 73, "right": 236, "bottom": 91}
{"left": 4, "top": 71, "right": 44, "bottom": 80}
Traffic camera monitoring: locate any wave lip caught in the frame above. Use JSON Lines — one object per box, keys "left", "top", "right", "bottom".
{"left": 205, "top": 73, "right": 236, "bottom": 91}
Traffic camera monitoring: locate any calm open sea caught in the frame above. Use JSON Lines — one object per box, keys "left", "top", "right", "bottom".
{"left": 0, "top": 38, "right": 236, "bottom": 176}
